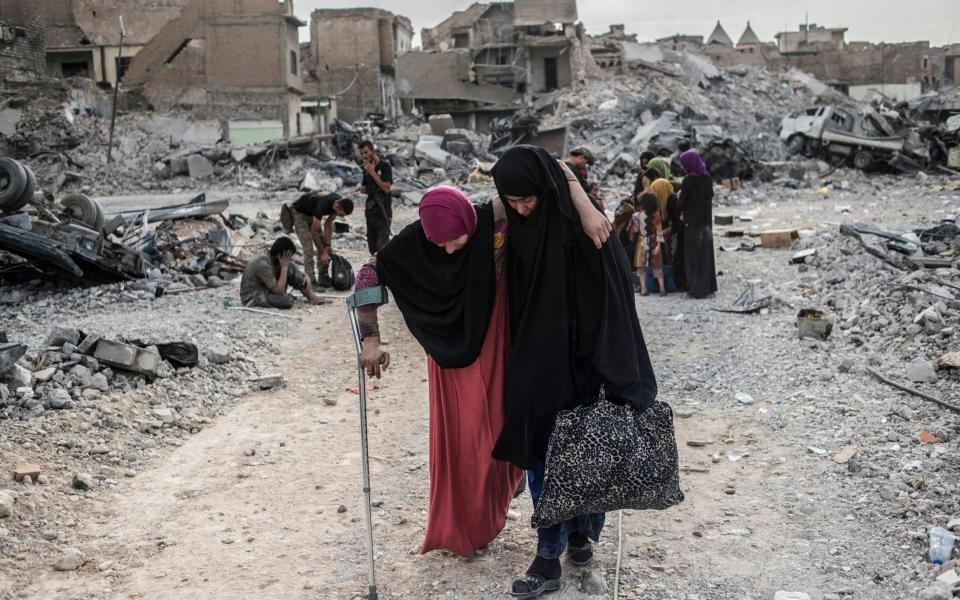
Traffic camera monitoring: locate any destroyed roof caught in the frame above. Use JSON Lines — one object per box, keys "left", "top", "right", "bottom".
{"left": 706, "top": 21, "right": 733, "bottom": 46}
{"left": 45, "top": 25, "right": 89, "bottom": 48}
{"left": 421, "top": 2, "right": 491, "bottom": 50}
{"left": 396, "top": 50, "right": 516, "bottom": 105}
{"left": 46, "top": 0, "right": 193, "bottom": 48}
{"left": 513, "top": 0, "right": 577, "bottom": 26}
{"left": 737, "top": 22, "right": 762, "bottom": 47}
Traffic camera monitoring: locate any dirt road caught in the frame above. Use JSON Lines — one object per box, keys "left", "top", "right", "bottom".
{"left": 14, "top": 190, "right": 956, "bottom": 600}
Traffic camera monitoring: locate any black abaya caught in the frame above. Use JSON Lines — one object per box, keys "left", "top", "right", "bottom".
{"left": 491, "top": 146, "right": 658, "bottom": 469}
{"left": 376, "top": 203, "right": 497, "bottom": 369}
{"left": 679, "top": 175, "right": 717, "bottom": 298}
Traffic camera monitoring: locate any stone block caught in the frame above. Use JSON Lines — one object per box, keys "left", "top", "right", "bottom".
{"left": 43, "top": 326, "right": 80, "bottom": 347}
{"left": 187, "top": 154, "right": 215, "bottom": 179}
{"left": 94, "top": 340, "right": 137, "bottom": 368}
{"left": 77, "top": 333, "right": 100, "bottom": 355}
{"left": 12, "top": 464, "right": 40, "bottom": 482}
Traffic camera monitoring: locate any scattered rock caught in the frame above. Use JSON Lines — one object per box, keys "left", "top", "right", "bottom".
{"left": 0, "top": 490, "right": 16, "bottom": 518}
{"left": 72, "top": 472, "right": 94, "bottom": 491}
{"left": 53, "top": 547, "right": 85, "bottom": 571}
{"left": 580, "top": 569, "right": 609, "bottom": 595}
{"left": 906, "top": 358, "right": 938, "bottom": 384}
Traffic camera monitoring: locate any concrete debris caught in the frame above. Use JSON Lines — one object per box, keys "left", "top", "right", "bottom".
{"left": 0, "top": 490, "right": 15, "bottom": 518}
{"left": 186, "top": 155, "right": 215, "bottom": 179}
{"left": 53, "top": 547, "right": 85, "bottom": 571}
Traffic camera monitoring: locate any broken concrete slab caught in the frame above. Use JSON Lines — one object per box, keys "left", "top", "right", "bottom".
{"left": 93, "top": 339, "right": 137, "bottom": 368}
{"left": 0, "top": 343, "right": 26, "bottom": 376}
{"left": 0, "top": 107, "right": 22, "bottom": 137}
{"left": 251, "top": 374, "right": 284, "bottom": 390}
{"left": 186, "top": 155, "right": 215, "bottom": 179}
{"left": 43, "top": 327, "right": 80, "bottom": 347}
{"left": 428, "top": 114, "right": 455, "bottom": 136}
{"left": 140, "top": 117, "right": 222, "bottom": 146}
{"left": 415, "top": 135, "right": 453, "bottom": 169}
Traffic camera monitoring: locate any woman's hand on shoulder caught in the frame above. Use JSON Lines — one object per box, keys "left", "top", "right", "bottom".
{"left": 581, "top": 207, "right": 612, "bottom": 249}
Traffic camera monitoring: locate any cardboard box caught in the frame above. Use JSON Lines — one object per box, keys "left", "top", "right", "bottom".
{"left": 760, "top": 229, "right": 799, "bottom": 249}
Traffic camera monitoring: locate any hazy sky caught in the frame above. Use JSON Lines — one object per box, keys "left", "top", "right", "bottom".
{"left": 294, "top": 0, "right": 959, "bottom": 47}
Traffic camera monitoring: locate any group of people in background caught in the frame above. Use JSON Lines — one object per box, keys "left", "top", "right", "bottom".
{"left": 615, "top": 147, "right": 718, "bottom": 299}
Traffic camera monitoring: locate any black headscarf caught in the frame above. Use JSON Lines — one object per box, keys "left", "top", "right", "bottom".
{"left": 376, "top": 203, "right": 496, "bottom": 369}
{"left": 492, "top": 145, "right": 658, "bottom": 469}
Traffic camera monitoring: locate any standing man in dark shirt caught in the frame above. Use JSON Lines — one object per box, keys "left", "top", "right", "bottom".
{"left": 358, "top": 140, "right": 393, "bottom": 255}
{"left": 566, "top": 147, "right": 603, "bottom": 210}
{"left": 291, "top": 192, "right": 353, "bottom": 287}
{"left": 564, "top": 147, "right": 594, "bottom": 192}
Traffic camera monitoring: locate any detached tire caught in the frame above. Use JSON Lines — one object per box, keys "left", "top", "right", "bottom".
{"left": 853, "top": 150, "right": 874, "bottom": 171}
{"left": 0, "top": 157, "right": 27, "bottom": 212}
{"left": 8, "top": 165, "right": 36, "bottom": 211}
{"left": 61, "top": 193, "right": 105, "bottom": 231}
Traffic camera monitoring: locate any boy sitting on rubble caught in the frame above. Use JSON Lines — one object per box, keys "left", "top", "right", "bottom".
{"left": 239, "top": 237, "right": 329, "bottom": 309}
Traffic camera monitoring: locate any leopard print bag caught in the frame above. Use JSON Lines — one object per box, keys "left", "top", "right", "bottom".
{"left": 531, "top": 388, "right": 684, "bottom": 529}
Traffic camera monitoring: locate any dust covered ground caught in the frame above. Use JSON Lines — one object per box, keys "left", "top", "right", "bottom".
{"left": 2, "top": 175, "right": 960, "bottom": 600}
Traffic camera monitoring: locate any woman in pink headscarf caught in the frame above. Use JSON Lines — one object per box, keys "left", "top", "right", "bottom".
{"left": 353, "top": 185, "right": 522, "bottom": 557}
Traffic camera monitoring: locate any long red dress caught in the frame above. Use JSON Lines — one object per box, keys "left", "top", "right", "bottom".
{"left": 421, "top": 272, "right": 523, "bottom": 556}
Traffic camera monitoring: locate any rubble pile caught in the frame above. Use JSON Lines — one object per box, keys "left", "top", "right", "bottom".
{"left": 794, "top": 221, "right": 960, "bottom": 364}
{"left": 542, "top": 63, "right": 845, "bottom": 181}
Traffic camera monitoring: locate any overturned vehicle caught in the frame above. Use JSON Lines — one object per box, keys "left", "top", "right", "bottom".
{"left": 779, "top": 105, "right": 953, "bottom": 172}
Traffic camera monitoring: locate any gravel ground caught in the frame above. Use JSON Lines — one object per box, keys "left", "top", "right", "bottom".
{"left": 1, "top": 173, "right": 960, "bottom": 600}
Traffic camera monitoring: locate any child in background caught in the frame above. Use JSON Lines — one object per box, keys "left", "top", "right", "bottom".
{"left": 630, "top": 192, "right": 666, "bottom": 297}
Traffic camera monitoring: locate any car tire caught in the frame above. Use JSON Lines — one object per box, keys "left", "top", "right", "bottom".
{"left": 853, "top": 150, "right": 873, "bottom": 171}
{"left": 786, "top": 135, "right": 807, "bottom": 156}
{"left": 61, "top": 193, "right": 105, "bottom": 231}
{"left": 0, "top": 157, "right": 27, "bottom": 212}
{"left": 8, "top": 165, "right": 36, "bottom": 211}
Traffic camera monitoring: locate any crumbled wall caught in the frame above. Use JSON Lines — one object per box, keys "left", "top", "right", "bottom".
{"left": 0, "top": 1, "right": 45, "bottom": 83}
{"left": 310, "top": 8, "right": 407, "bottom": 122}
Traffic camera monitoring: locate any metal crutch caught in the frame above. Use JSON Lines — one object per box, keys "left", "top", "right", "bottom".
{"left": 347, "top": 287, "right": 388, "bottom": 600}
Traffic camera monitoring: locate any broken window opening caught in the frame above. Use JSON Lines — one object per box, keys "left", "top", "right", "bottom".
{"left": 544, "top": 57, "right": 558, "bottom": 91}
{"left": 115, "top": 56, "right": 133, "bottom": 81}
{"left": 61, "top": 61, "right": 91, "bottom": 78}
{"left": 165, "top": 39, "right": 191, "bottom": 65}
{"left": 290, "top": 50, "right": 297, "bottom": 75}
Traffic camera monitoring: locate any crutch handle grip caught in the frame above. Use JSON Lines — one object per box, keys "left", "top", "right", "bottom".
{"left": 347, "top": 286, "right": 389, "bottom": 309}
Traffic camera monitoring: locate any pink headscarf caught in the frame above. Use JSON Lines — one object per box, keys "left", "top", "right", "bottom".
{"left": 418, "top": 185, "right": 477, "bottom": 244}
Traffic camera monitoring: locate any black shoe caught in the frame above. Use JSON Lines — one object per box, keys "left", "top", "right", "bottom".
{"left": 510, "top": 557, "right": 561, "bottom": 598}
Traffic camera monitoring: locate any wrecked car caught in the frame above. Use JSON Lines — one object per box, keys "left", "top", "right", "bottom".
{"left": 779, "top": 105, "right": 928, "bottom": 171}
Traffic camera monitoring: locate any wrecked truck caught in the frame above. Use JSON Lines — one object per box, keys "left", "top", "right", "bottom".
{"left": 779, "top": 106, "right": 929, "bottom": 171}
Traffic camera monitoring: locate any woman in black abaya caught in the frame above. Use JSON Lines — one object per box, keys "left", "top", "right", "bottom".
{"left": 492, "top": 146, "right": 658, "bottom": 598}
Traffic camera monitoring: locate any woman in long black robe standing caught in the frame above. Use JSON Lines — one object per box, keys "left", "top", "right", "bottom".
{"left": 492, "top": 146, "right": 658, "bottom": 598}
{"left": 678, "top": 149, "right": 718, "bottom": 298}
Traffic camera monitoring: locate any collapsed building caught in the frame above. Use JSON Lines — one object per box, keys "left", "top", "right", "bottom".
{"left": 303, "top": 8, "right": 412, "bottom": 124}
{"left": 397, "top": 0, "right": 592, "bottom": 131}
{"left": 0, "top": 1, "right": 45, "bottom": 83}
{"left": 42, "top": 0, "right": 191, "bottom": 89}
{"left": 121, "top": 0, "right": 306, "bottom": 142}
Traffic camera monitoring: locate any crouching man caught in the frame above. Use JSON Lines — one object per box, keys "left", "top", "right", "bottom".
{"left": 240, "top": 237, "right": 329, "bottom": 309}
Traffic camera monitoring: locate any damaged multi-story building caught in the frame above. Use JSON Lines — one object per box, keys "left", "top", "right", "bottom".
{"left": 303, "top": 8, "right": 412, "bottom": 123}
{"left": 122, "top": 0, "right": 306, "bottom": 142}
{"left": 43, "top": 0, "right": 191, "bottom": 88}
{"left": 0, "top": 0, "right": 45, "bottom": 84}
{"left": 775, "top": 23, "right": 942, "bottom": 101}
{"left": 397, "top": 0, "right": 590, "bottom": 131}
